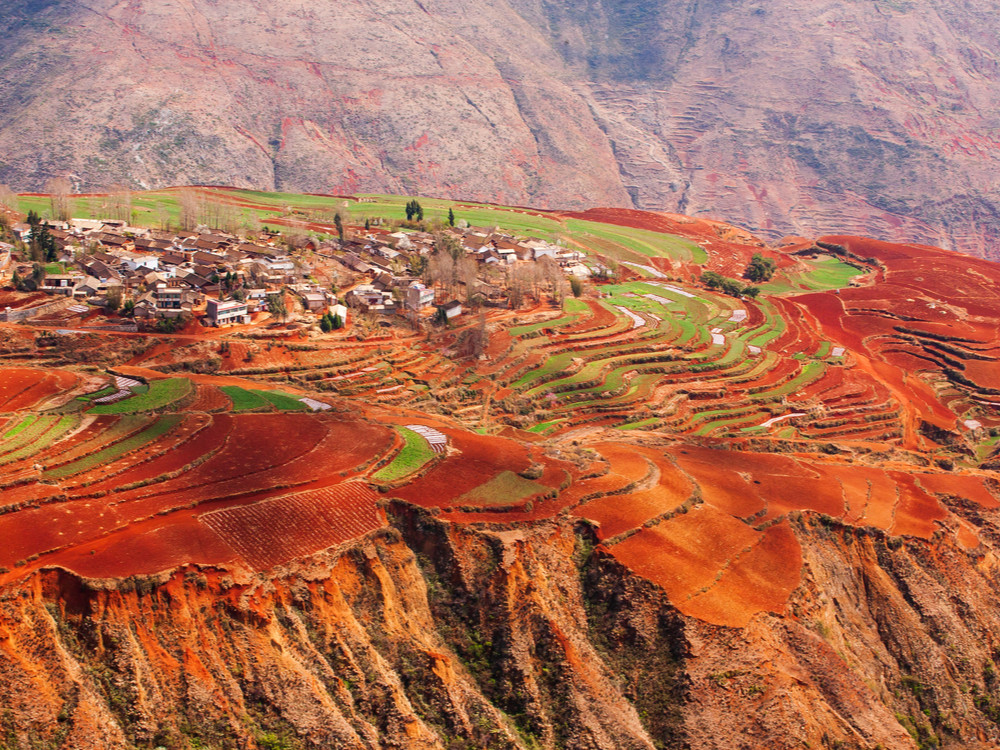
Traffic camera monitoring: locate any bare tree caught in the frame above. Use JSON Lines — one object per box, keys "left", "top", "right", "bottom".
{"left": 201, "top": 198, "right": 239, "bottom": 233}
{"left": 508, "top": 265, "right": 524, "bottom": 309}
{"left": 435, "top": 232, "right": 464, "bottom": 263}
{"left": 46, "top": 177, "right": 72, "bottom": 222}
{"left": 241, "top": 211, "right": 261, "bottom": 236}
{"left": 539, "top": 255, "right": 565, "bottom": 303}
{"left": 426, "top": 251, "right": 455, "bottom": 292}
{"left": 106, "top": 185, "right": 132, "bottom": 223}
{"left": 458, "top": 255, "right": 478, "bottom": 302}
{"left": 0, "top": 184, "right": 17, "bottom": 214}
{"left": 154, "top": 201, "right": 171, "bottom": 230}
{"left": 179, "top": 189, "right": 200, "bottom": 231}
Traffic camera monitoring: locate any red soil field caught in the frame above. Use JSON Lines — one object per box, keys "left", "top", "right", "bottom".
{"left": 0, "top": 291, "right": 47, "bottom": 310}
{"left": 753, "top": 468, "right": 845, "bottom": 521}
{"left": 669, "top": 448, "right": 766, "bottom": 518}
{"left": 187, "top": 383, "right": 232, "bottom": 412}
{"left": 0, "top": 368, "right": 77, "bottom": 411}
{"left": 556, "top": 443, "right": 655, "bottom": 508}
{"left": 888, "top": 473, "right": 948, "bottom": 538}
{"left": 41, "top": 416, "right": 155, "bottom": 472}
{"left": 680, "top": 521, "right": 801, "bottom": 628}
{"left": 858, "top": 469, "right": 905, "bottom": 532}
{"left": 0, "top": 413, "right": 393, "bottom": 574}
{"left": 391, "top": 428, "right": 542, "bottom": 509}
{"left": 961, "top": 360, "right": 1000, "bottom": 391}
{"left": 822, "top": 464, "right": 884, "bottom": 525}
{"left": 80, "top": 414, "right": 224, "bottom": 494}
{"left": 60, "top": 415, "right": 210, "bottom": 487}
{"left": 113, "top": 413, "right": 387, "bottom": 509}
{"left": 560, "top": 300, "right": 618, "bottom": 334}
{"left": 53, "top": 516, "right": 240, "bottom": 579}
{"left": 200, "top": 482, "right": 383, "bottom": 571}
{"left": 915, "top": 473, "right": 1000, "bottom": 509}
{"left": 608, "top": 505, "right": 762, "bottom": 612}
{"left": 573, "top": 452, "right": 692, "bottom": 540}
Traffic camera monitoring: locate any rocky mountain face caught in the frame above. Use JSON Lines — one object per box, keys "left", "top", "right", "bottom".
{"left": 6, "top": 501, "right": 1000, "bottom": 749}
{"left": 3, "top": 0, "right": 1000, "bottom": 258}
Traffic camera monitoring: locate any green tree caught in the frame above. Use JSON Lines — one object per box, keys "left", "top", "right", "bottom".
{"left": 448, "top": 207, "right": 455, "bottom": 227}
{"left": 743, "top": 285, "right": 760, "bottom": 299}
{"left": 122, "top": 299, "right": 135, "bottom": 317}
{"left": 334, "top": 213, "right": 344, "bottom": 243}
{"left": 405, "top": 199, "right": 424, "bottom": 222}
{"left": 569, "top": 275, "right": 583, "bottom": 298}
{"left": 106, "top": 285, "right": 122, "bottom": 311}
{"left": 744, "top": 253, "right": 777, "bottom": 283}
{"left": 26, "top": 211, "right": 58, "bottom": 263}
{"left": 701, "top": 270, "right": 724, "bottom": 289}
{"left": 720, "top": 277, "right": 744, "bottom": 297}
{"left": 267, "top": 293, "right": 288, "bottom": 322}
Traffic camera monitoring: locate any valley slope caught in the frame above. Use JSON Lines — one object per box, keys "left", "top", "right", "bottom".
{"left": 3, "top": 0, "right": 1000, "bottom": 257}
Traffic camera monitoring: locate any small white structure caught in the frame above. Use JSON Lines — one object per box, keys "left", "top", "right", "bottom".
{"left": 405, "top": 424, "right": 448, "bottom": 453}
{"left": 155, "top": 283, "right": 183, "bottom": 310}
{"left": 206, "top": 297, "right": 249, "bottom": 326}
{"left": 406, "top": 282, "right": 435, "bottom": 311}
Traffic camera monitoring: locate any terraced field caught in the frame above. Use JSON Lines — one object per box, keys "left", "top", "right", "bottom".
{"left": 2, "top": 196, "right": 999, "bottom": 636}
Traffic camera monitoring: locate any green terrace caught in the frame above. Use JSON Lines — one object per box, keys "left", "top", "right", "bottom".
{"left": 371, "top": 427, "right": 437, "bottom": 483}
{"left": 90, "top": 378, "right": 192, "bottom": 414}
{"left": 220, "top": 386, "right": 309, "bottom": 412}
{"left": 44, "top": 415, "right": 182, "bottom": 480}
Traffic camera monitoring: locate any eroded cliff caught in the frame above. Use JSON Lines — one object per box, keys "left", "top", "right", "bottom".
{"left": 5, "top": 501, "right": 1000, "bottom": 749}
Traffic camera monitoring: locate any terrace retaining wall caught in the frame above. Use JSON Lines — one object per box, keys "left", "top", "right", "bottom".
{"left": 1, "top": 297, "right": 73, "bottom": 323}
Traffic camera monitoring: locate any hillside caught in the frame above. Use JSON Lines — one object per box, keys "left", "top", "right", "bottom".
{"left": 1, "top": 196, "right": 1000, "bottom": 747}
{"left": 3, "top": 0, "right": 1000, "bottom": 257}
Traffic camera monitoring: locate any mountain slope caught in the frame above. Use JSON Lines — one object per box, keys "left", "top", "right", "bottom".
{"left": 2, "top": 0, "right": 1000, "bottom": 256}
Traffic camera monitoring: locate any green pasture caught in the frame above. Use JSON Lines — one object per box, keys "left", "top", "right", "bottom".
{"left": 456, "top": 470, "right": 548, "bottom": 506}
{"left": 44, "top": 415, "right": 182, "bottom": 479}
{"left": 372, "top": 427, "right": 436, "bottom": 482}
{"left": 90, "top": 378, "right": 192, "bottom": 414}
{"left": 0, "top": 415, "right": 78, "bottom": 465}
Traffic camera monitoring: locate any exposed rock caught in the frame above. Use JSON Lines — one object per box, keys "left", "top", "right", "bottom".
{"left": 4, "top": 504, "right": 1000, "bottom": 747}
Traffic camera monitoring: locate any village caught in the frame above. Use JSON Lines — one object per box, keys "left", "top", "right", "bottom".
{"left": 0, "top": 206, "right": 595, "bottom": 334}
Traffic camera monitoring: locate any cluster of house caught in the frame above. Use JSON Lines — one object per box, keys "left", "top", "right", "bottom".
{"left": 335, "top": 227, "right": 588, "bottom": 318}
{"left": 7, "top": 218, "right": 332, "bottom": 326}
{"left": 6, "top": 216, "right": 593, "bottom": 328}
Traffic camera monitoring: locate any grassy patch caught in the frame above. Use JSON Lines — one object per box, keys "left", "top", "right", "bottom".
{"left": 456, "top": 470, "right": 548, "bottom": 506}
{"left": 0, "top": 415, "right": 78, "bottom": 465}
{"left": 527, "top": 418, "right": 567, "bottom": 434}
{"left": 90, "top": 378, "right": 192, "bottom": 414}
{"left": 2, "top": 415, "right": 37, "bottom": 439}
{"left": 0, "top": 415, "right": 57, "bottom": 453}
{"left": 616, "top": 417, "right": 660, "bottom": 430}
{"left": 220, "top": 386, "right": 271, "bottom": 412}
{"left": 372, "top": 427, "right": 435, "bottom": 482}
{"left": 254, "top": 390, "right": 308, "bottom": 411}
{"left": 44, "top": 415, "right": 182, "bottom": 479}
{"left": 508, "top": 300, "right": 586, "bottom": 337}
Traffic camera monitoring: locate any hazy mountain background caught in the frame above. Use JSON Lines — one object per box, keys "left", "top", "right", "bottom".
{"left": 3, "top": 0, "right": 1000, "bottom": 257}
